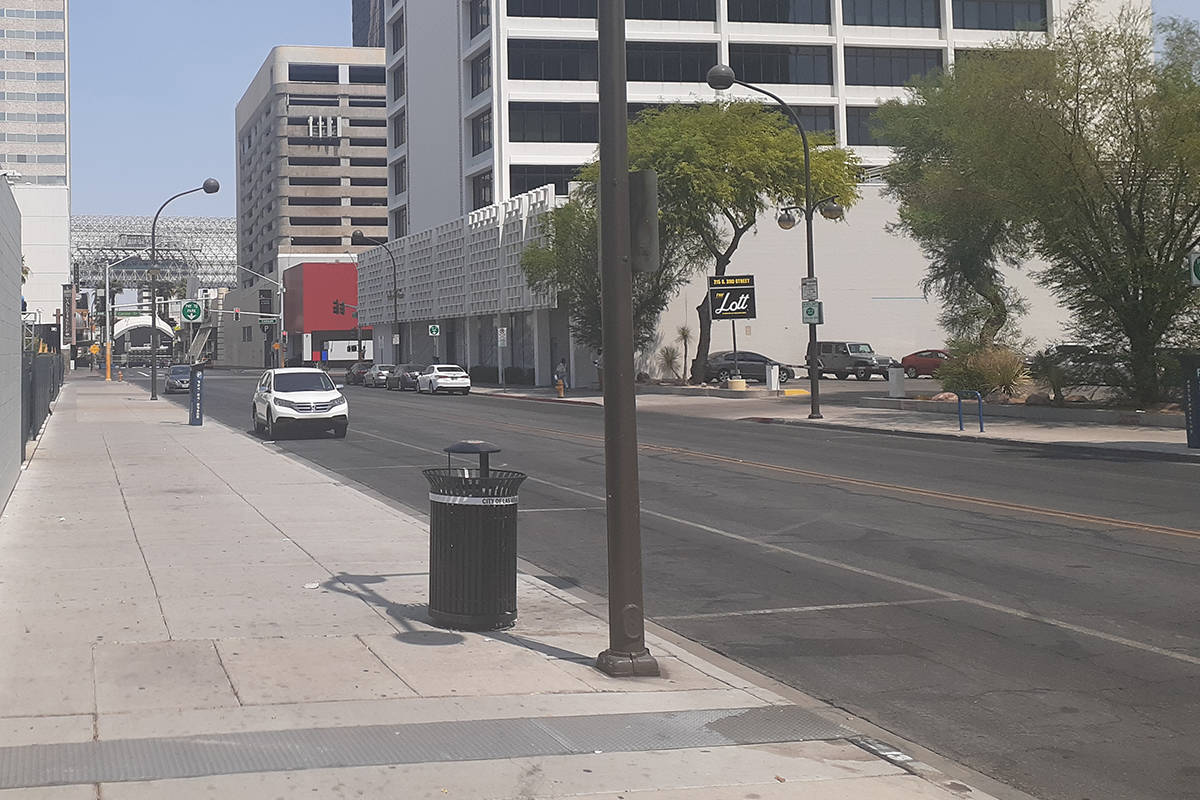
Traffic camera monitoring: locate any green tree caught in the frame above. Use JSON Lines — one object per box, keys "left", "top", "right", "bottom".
{"left": 877, "top": 6, "right": 1200, "bottom": 404}
{"left": 521, "top": 193, "right": 692, "bottom": 354}
{"left": 579, "top": 102, "right": 861, "bottom": 383}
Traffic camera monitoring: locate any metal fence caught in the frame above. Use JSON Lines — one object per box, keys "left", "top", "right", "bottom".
{"left": 20, "top": 353, "right": 63, "bottom": 462}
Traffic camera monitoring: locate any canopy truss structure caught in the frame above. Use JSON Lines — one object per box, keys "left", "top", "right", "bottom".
{"left": 71, "top": 215, "right": 238, "bottom": 289}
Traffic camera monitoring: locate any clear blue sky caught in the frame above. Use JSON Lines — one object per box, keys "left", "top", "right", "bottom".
{"left": 69, "top": 0, "right": 350, "bottom": 218}
{"left": 68, "top": 1, "right": 1197, "bottom": 220}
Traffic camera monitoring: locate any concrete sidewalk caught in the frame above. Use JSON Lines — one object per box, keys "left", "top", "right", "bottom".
{"left": 474, "top": 386, "right": 1195, "bottom": 460}
{"left": 0, "top": 378, "right": 1009, "bottom": 799}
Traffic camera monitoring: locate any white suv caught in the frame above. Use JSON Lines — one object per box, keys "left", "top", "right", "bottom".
{"left": 252, "top": 368, "right": 349, "bottom": 439}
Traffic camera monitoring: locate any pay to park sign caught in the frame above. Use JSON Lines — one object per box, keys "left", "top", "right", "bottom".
{"left": 708, "top": 274, "right": 756, "bottom": 320}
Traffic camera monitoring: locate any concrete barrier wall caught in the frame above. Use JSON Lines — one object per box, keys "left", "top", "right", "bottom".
{"left": 0, "top": 182, "right": 22, "bottom": 510}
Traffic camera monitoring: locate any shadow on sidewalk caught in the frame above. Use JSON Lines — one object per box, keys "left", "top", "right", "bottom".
{"left": 325, "top": 571, "right": 592, "bottom": 662}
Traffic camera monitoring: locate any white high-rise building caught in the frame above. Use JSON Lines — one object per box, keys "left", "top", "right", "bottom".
{"left": 1, "top": 0, "right": 69, "bottom": 330}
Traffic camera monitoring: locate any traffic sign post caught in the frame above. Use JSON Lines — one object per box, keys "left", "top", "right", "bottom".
{"left": 428, "top": 324, "right": 441, "bottom": 337}
{"left": 180, "top": 300, "right": 203, "bottom": 323}
{"left": 801, "top": 300, "right": 824, "bottom": 325}
{"left": 801, "top": 277, "right": 818, "bottom": 302}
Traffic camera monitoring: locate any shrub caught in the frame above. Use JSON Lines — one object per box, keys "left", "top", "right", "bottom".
{"left": 937, "top": 346, "right": 1029, "bottom": 397}
{"left": 657, "top": 345, "right": 682, "bottom": 380}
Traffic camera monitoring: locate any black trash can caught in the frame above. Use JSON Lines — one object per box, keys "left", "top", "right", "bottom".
{"left": 1182, "top": 353, "right": 1200, "bottom": 450}
{"left": 424, "top": 441, "right": 526, "bottom": 631}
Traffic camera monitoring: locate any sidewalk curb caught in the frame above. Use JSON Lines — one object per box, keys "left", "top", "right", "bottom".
{"left": 475, "top": 390, "right": 602, "bottom": 408}
{"left": 741, "top": 416, "right": 1200, "bottom": 462}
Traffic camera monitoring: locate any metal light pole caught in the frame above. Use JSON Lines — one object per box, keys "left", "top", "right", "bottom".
{"left": 596, "top": 0, "right": 658, "bottom": 678}
{"left": 352, "top": 230, "right": 401, "bottom": 365}
{"left": 102, "top": 255, "right": 137, "bottom": 381}
{"left": 149, "top": 178, "right": 219, "bottom": 399}
{"left": 706, "top": 65, "right": 843, "bottom": 420}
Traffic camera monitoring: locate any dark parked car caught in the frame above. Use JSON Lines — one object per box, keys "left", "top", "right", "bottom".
{"left": 703, "top": 351, "right": 794, "bottom": 384}
{"left": 344, "top": 361, "right": 372, "bottom": 385}
{"left": 163, "top": 364, "right": 192, "bottom": 394}
{"left": 362, "top": 364, "right": 396, "bottom": 388}
{"left": 385, "top": 364, "right": 422, "bottom": 391}
{"left": 901, "top": 349, "right": 951, "bottom": 378}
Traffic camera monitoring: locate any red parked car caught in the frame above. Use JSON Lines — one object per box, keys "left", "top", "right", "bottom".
{"left": 900, "top": 349, "right": 951, "bottom": 378}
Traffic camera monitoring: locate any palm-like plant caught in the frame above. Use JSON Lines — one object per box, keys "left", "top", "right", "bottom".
{"left": 657, "top": 345, "right": 682, "bottom": 381}
{"left": 675, "top": 325, "right": 693, "bottom": 383}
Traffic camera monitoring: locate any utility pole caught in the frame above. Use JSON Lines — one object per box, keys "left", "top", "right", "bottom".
{"left": 595, "top": 0, "right": 658, "bottom": 678}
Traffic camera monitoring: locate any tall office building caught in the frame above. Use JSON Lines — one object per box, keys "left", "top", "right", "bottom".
{"left": 0, "top": 0, "right": 69, "bottom": 331}
{"left": 384, "top": 0, "right": 1128, "bottom": 238}
{"left": 353, "top": 0, "right": 385, "bottom": 48}
{"left": 220, "top": 45, "right": 388, "bottom": 367}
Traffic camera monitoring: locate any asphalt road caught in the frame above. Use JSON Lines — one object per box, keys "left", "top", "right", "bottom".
{"left": 130, "top": 371, "right": 1200, "bottom": 800}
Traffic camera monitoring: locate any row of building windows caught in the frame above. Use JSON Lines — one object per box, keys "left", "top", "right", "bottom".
{"left": 6, "top": 174, "right": 66, "bottom": 185}
{"left": 0, "top": 153, "right": 66, "bottom": 163}
{"left": 1, "top": 8, "right": 65, "bottom": 19}
{"left": 0, "top": 29, "right": 64, "bottom": 39}
{"left": 287, "top": 63, "right": 386, "bottom": 84}
{"left": 503, "top": 0, "right": 1044, "bottom": 28}
{"left": 507, "top": 101, "right": 886, "bottom": 144}
{"left": 472, "top": 110, "right": 493, "bottom": 156}
{"left": 0, "top": 70, "right": 63, "bottom": 80}
{"left": 3, "top": 50, "right": 64, "bottom": 60}
{"left": 508, "top": 40, "right": 719, "bottom": 83}
{"left": 0, "top": 132, "right": 64, "bottom": 142}
{"left": 0, "top": 111, "right": 63, "bottom": 121}
{"left": 287, "top": 196, "right": 387, "bottom": 207}
{"left": 288, "top": 216, "right": 387, "bottom": 227}
{"left": 0, "top": 90, "right": 62, "bottom": 100}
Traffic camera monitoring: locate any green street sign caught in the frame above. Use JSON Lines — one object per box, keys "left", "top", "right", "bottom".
{"left": 428, "top": 324, "right": 441, "bottom": 337}
{"left": 180, "top": 300, "right": 203, "bottom": 322}
{"left": 1190, "top": 250, "right": 1200, "bottom": 287}
{"left": 801, "top": 300, "right": 824, "bottom": 325}
{"left": 114, "top": 310, "right": 141, "bottom": 318}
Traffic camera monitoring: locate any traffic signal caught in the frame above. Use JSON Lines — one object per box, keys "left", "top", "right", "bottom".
{"left": 258, "top": 288, "right": 272, "bottom": 315}
{"left": 233, "top": 307, "right": 240, "bottom": 321}
{"left": 332, "top": 300, "right": 339, "bottom": 315}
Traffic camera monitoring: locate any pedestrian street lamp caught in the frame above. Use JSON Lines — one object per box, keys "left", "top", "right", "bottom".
{"left": 351, "top": 230, "right": 403, "bottom": 365}
{"left": 706, "top": 64, "right": 844, "bottom": 420}
{"left": 149, "top": 178, "right": 219, "bottom": 399}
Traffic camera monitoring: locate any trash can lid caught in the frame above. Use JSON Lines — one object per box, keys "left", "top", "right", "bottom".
{"left": 444, "top": 440, "right": 502, "bottom": 455}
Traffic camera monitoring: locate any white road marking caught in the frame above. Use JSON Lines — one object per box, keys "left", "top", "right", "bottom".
{"left": 352, "top": 428, "right": 1200, "bottom": 668}
{"left": 655, "top": 597, "right": 958, "bottom": 621}
{"left": 137, "top": 371, "right": 149, "bottom": 377}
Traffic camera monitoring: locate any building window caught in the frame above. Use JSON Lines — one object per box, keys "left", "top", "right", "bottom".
{"left": 508, "top": 39, "right": 598, "bottom": 81}
{"left": 349, "top": 65, "right": 385, "bottom": 84}
{"left": 511, "top": 164, "right": 581, "bottom": 196}
{"left": 844, "top": 47, "right": 943, "bottom": 86}
{"left": 35, "top": 30, "right": 64, "bottom": 39}
{"left": 509, "top": 102, "right": 600, "bottom": 143}
{"left": 349, "top": 157, "right": 387, "bottom": 167}
{"left": 775, "top": 105, "right": 836, "bottom": 134}
{"left": 391, "top": 11, "right": 405, "bottom": 52}
{"left": 471, "top": 110, "right": 493, "bottom": 155}
{"left": 506, "top": 0, "right": 716, "bottom": 18}
{"left": 470, "top": 0, "right": 491, "bottom": 37}
{"left": 390, "top": 60, "right": 406, "bottom": 100}
{"left": 288, "top": 63, "right": 339, "bottom": 82}
{"left": 290, "top": 176, "right": 342, "bottom": 186}
{"left": 843, "top": 0, "right": 938, "bottom": 27}
{"left": 626, "top": 42, "right": 718, "bottom": 82}
{"left": 391, "top": 205, "right": 409, "bottom": 237}
{"left": 952, "top": 0, "right": 1046, "bottom": 30}
{"left": 846, "top": 106, "right": 891, "bottom": 145}
{"left": 36, "top": 51, "right": 65, "bottom": 60}
{"left": 728, "top": 44, "right": 833, "bottom": 84}
{"left": 351, "top": 177, "right": 388, "bottom": 186}
{"left": 471, "top": 50, "right": 491, "bottom": 96}
{"left": 242, "top": 326, "right": 253, "bottom": 342}
{"left": 391, "top": 109, "right": 407, "bottom": 147}
{"left": 728, "top": 0, "right": 831, "bottom": 23}
{"left": 287, "top": 156, "right": 340, "bottom": 166}
{"left": 36, "top": 72, "right": 64, "bottom": 81}
{"left": 472, "top": 171, "right": 493, "bottom": 210}
{"left": 36, "top": 92, "right": 65, "bottom": 101}
{"left": 393, "top": 158, "right": 407, "bottom": 193}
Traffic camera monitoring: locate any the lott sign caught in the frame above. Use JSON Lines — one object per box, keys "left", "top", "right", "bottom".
{"left": 708, "top": 274, "right": 756, "bottom": 320}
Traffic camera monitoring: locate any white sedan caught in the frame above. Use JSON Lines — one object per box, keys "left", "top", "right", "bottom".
{"left": 417, "top": 364, "right": 471, "bottom": 395}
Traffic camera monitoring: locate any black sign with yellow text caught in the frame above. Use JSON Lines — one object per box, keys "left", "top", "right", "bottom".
{"left": 707, "top": 274, "right": 756, "bottom": 320}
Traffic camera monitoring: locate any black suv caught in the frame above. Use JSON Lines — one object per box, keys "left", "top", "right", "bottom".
{"left": 704, "top": 351, "right": 793, "bottom": 384}
{"left": 344, "top": 361, "right": 372, "bottom": 385}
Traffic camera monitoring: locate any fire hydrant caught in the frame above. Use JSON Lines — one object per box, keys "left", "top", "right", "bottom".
{"left": 118, "top": 369, "right": 124, "bottom": 382}
{"left": 555, "top": 378, "right": 565, "bottom": 398}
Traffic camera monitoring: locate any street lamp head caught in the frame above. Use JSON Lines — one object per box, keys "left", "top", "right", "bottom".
{"left": 706, "top": 64, "right": 736, "bottom": 91}
{"left": 201, "top": 178, "right": 220, "bottom": 194}
{"left": 351, "top": 229, "right": 367, "bottom": 245}
{"left": 776, "top": 209, "right": 798, "bottom": 231}
{"left": 819, "top": 200, "right": 845, "bottom": 221}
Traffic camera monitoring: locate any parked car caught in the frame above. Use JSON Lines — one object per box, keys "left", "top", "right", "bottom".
{"left": 252, "top": 367, "right": 349, "bottom": 439}
{"left": 344, "top": 361, "right": 372, "bottom": 385}
{"left": 703, "top": 351, "right": 794, "bottom": 384}
{"left": 901, "top": 349, "right": 951, "bottom": 379}
{"left": 362, "top": 364, "right": 396, "bottom": 388}
{"left": 417, "top": 364, "right": 471, "bottom": 395}
{"left": 811, "top": 341, "right": 900, "bottom": 380}
{"left": 385, "top": 364, "right": 422, "bottom": 391}
{"left": 163, "top": 364, "right": 192, "bottom": 394}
